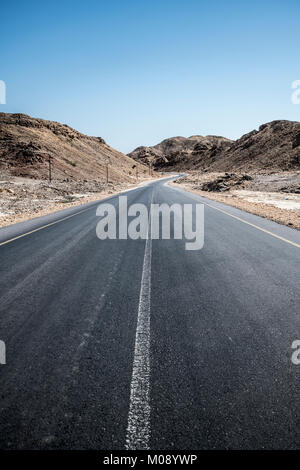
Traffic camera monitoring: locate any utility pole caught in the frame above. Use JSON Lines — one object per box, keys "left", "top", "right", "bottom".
{"left": 149, "top": 161, "right": 152, "bottom": 177}
{"left": 106, "top": 157, "right": 110, "bottom": 185}
{"left": 48, "top": 156, "right": 53, "bottom": 183}
{"left": 131, "top": 163, "right": 139, "bottom": 181}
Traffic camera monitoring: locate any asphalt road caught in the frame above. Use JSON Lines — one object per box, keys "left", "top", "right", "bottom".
{"left": 0, "top": 177, "right": 300, "bottom": 450}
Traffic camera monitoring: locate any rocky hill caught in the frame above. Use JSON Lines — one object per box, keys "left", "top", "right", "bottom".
{"left": 0, "top": 113, "right": 145, "bottom": 182}
{"left": 129, "top": 120, "right": 300, "bottom": 172}
{"left": 208, "top": 120, "right": 300, "bottom": 172}
{"left": 128, "top": 135, "right": 232, "bottom": 170}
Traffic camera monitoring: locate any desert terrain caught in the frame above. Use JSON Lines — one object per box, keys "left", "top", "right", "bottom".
{"left": 0, "top": 113, "right": 151, "bottom": 226}
{"left": 130, "top": 120, "right": 300, "bottom": 230}
{"left": 1, "top": 114, "right": 299, "bottom": 230}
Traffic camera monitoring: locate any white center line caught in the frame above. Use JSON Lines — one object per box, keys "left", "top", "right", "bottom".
{"left": 125, "top": 192, "right": 153, "bottom": 450}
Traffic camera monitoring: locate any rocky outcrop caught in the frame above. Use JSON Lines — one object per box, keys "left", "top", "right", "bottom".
{"left": 293, "top": 132, "right": 300, "bottom": 149}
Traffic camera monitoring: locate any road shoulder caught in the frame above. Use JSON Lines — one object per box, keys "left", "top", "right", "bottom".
{"left": 168, "top": 180, "right": 300, "bottom": 231}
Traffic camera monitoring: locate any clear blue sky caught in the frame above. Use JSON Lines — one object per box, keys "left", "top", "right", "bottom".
{"left": 1, "top": 0, "right": 300, "bottom": 153}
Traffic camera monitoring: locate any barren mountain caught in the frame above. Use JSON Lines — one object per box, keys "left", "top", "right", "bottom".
{"left": 129, "top": 120, "right": 300, "bottom": 172}
{"left": 208, "top": 120, "right": 300, "bottom": 172}
{"left": 128, "top": 135, "right": 232, "bottom": 170}
{"left": 0, "top": 113, "right": 145, "bottom": 182}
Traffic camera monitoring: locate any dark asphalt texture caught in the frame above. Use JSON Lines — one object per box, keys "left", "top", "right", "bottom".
{"left": 0, "top": 177, "right": 300, "bottom": 450}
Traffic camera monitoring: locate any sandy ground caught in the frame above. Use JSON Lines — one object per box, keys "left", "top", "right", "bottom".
{"left": 172, "top": 172, "right": 300, "bottom": 230}
{"left": 0, "top": 175, "right": 159, "bottom": 228}
{"left": 233, "top": 190, "right": 300, "bottom": 210}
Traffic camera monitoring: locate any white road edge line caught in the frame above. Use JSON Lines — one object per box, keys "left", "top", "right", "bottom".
{"left": 125, "top": 191, "right": 153, "bottom": 450}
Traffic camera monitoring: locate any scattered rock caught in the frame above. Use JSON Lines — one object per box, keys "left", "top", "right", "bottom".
{"left": 201, "top": 174, "right": 254, "bottom": 192}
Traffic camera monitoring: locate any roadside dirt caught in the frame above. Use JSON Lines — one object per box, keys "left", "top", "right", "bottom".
{"left": 172, "top": 172, "right": 300, "bottom": 230}
{"left": 0, "top": 176, "right": 158, "bottom": 228}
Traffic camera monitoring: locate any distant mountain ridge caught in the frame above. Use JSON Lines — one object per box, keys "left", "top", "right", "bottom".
{"left": 128, "top": 120, "right": 300, "bottom": 172}
{"left": 128, "top": 135, "right": 232, "bottom": 170}
{"left": 0, "top": 113, "right": 145, "bottom": 182}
